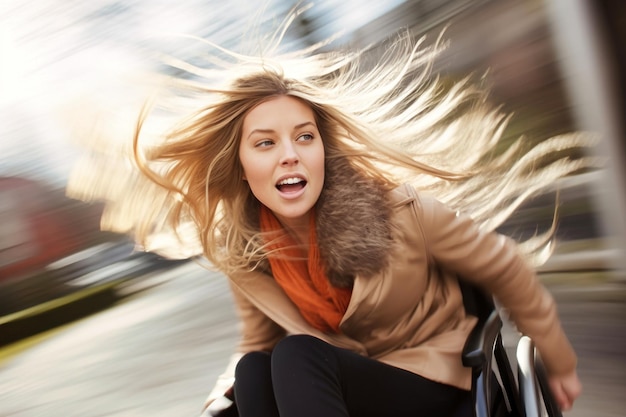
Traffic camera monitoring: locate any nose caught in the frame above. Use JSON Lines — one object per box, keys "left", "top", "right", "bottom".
{"left": 279, "top": 140, "right": 299, "bottom": 166}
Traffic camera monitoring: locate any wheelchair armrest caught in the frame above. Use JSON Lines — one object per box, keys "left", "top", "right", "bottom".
{"left": 462, "top": 310, "right": 503, "bottom": 368}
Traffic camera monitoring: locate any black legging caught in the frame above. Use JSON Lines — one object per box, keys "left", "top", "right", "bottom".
{"left": 233, "top": 334, "right": 471, "bottom": 417}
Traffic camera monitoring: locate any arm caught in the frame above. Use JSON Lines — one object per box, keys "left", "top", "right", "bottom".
{"left": 418, "top": 195, "right": 580, "bottom": 410}
{"left": 202, "top": 278, "right": 286, "bottom": 413}
{"left": 229, "top": 279, "right": 287, "bottom": 353}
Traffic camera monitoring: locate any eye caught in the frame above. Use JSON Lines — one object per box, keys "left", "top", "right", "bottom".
{"left": 296, "top": 133, "right": 314, "bottom": 142}
{"left": 254, "top": 139, "right": 275, "bottom": 148}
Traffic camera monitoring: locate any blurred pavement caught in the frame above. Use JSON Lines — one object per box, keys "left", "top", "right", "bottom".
{"left": 0, "top": 259, "right": 625, "bottom": 417}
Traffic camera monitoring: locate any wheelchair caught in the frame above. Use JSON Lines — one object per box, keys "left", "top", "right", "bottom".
{"left": 459, "top": 281, "right": 563, "bottom": 417}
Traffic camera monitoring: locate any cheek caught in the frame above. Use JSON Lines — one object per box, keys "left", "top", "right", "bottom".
{"left": 314, "top": 146, "right": 326, "bottom": 179}
{"left": 238, "top": 149, "right": 253, "bottom": 181}
{"left": 239, "top": 156, "right": 269, "bottom": 192}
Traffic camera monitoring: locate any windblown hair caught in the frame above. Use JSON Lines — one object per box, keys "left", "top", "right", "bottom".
{"left": 68, "top": 12, "right": 598, "bottom": 272}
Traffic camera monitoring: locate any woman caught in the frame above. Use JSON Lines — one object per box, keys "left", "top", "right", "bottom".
{"left": 88, "top": 20, "right": 589, "bottom": 417}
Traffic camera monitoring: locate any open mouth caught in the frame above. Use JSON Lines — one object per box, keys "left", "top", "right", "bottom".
{"left": 276, "top": 177, "right": 307, "bottom": 192}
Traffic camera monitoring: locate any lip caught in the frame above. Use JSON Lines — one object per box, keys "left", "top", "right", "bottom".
{"left": 275, "top": 173, "right": 307, "bottom": 200}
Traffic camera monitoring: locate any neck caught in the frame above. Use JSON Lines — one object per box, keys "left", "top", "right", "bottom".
{"left": 283, "top": 219, "right": 310, "bottom": 248}
{"left": 274, "top": 212, "right": 312, "bottom": 248}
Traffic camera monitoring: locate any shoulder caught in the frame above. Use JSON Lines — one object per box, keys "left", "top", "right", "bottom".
{"left": 387, "top": 184, "right": 446, "bottom": 220}
{"left": 387, "top": 184, "right": 471, "bottom": 249}
{"left": 386, "top": 184, "right": 432, "bottom": 250}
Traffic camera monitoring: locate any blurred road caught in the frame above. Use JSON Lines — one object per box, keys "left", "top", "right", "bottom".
{"left": 1, "top": 261, "right": 624, "bottom": 417}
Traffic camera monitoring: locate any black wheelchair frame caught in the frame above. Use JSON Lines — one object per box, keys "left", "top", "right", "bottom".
{"left": 460, "top": 281, "right": 563, "bottom": 417}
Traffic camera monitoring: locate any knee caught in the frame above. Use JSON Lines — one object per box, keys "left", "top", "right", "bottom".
{"left": 235, "top": 351, "right": 271, "bottom": 380}
{"left": 272, "top": 335, "right": 334, "bottom": 371}
{"left": 273, "top": 335, "right": 326, "bottom": 357}
{"left": 270, "top": 335, "right": 342, "bottom": 396}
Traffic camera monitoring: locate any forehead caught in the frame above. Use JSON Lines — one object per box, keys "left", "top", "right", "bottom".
{"left": 242, "top": 95, "right": 315, "bottom": 131}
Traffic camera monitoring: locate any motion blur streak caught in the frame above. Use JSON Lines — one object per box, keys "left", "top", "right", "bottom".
{"left": 0, "top": 1, "right": 624, "bottom": 417}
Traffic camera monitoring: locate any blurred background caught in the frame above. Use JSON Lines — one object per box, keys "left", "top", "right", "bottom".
{"left": 1, "top": 1, "right": 624, "bottom": 416}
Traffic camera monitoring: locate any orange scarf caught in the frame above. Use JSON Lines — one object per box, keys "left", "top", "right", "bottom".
{"left": 260, "top": 206, "right": 352, "bottom": 333}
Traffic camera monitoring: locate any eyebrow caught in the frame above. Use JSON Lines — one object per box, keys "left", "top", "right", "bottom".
{"left": 246, "top": 121, "right": 316, "bottom": 140}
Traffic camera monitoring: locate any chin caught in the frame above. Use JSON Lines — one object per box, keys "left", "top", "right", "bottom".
{"left": 272, "top": 205, "right": 313, "bottom": 226}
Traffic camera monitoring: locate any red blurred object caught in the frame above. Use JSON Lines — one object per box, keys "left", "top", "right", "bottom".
{"left": 0, "top": 176, "right": 104, "bottom": 281}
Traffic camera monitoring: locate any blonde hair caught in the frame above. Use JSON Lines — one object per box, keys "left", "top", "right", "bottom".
{"left": 69, "top": 15, "right": 598, "bottom": 271}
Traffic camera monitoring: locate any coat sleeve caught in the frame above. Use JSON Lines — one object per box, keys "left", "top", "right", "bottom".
{"left": 228, "top": 278, "right": 287, "bottom": 353}
{"left": 418, "top": 194, "right": 577, "bottom": 377}
{"left": 202, "top": 277, "right": 286, "bottom": 412}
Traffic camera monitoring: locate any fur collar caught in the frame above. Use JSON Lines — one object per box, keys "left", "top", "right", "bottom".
{"left": 316, "top": 157, "right": 394, "bottom": 287}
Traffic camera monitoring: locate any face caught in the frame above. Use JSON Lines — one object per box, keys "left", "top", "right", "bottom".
{"left": 239, "top": 95, "right": 325, "bottom": 232}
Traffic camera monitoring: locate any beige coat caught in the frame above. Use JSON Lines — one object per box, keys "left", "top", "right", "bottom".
{"left": 225, "top": 184, "right": 577, "bottom": 391}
